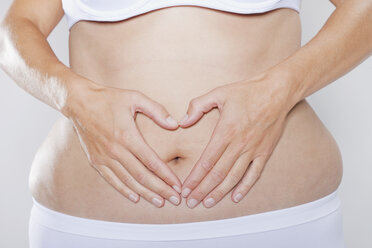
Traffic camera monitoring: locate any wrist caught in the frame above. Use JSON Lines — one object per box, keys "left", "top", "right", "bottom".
{"left": 263, "top": 64, "right": 305, "bottom": 111}
{"left": 57, "top": 70, "right": 104, "bottom": 118}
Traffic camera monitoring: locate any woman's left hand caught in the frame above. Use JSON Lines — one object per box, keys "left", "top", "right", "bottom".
{"left": 179, "top": 71, "right": 299, "bottom": 208}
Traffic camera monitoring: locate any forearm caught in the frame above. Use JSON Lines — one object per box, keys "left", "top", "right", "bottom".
{"left": 271, "top": 0, "right": 372, "bottom": 107}
{"left": 0, "top": 17, "right": 95, "bottom": 116}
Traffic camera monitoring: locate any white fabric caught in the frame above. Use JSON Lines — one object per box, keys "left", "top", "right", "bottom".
{"left": 29, "top": 189, "right": 345, "bottom": 247}
{"left": 61, "top": 0, "right": 302, "bottom": 30}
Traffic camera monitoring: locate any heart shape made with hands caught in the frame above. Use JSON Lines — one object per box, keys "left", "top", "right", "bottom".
{"left": 151, "top": 75, "right": 292, "bottom": 209}
{"left": 137, "top": 72, "right": 291, "bottom": 208}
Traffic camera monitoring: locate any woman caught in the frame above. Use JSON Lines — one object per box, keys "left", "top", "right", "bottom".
{"left": 1, "top": 0, "right": 371, "bottom": 247}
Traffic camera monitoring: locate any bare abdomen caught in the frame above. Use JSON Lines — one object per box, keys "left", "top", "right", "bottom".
{"left": 29, "top": 7, "right": 343, "bottom": 224}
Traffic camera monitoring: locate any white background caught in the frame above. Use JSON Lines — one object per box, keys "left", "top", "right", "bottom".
{"left": 0, "top": 0, "right": 371, "bottom": 247}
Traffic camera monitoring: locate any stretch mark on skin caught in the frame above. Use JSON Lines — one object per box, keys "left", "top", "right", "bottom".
{"left": 0, "top": 24, "right": 67, "bottom": 111}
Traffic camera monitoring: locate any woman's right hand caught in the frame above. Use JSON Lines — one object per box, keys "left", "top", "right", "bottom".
{"left": 62, "top": 80, "right": 182, "bottom": 208}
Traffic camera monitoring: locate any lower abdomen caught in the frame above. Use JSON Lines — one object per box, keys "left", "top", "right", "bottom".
{"left": 29, "top": 96, "right": 343, "bottom": 224}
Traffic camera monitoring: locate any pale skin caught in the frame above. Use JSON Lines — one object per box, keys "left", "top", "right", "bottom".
{"left": 0, "top": 0, "right": 371, "bottom": 210}
{"left": 1, "top": 0, "right": 184, "bottom": 207}
{"left": 181, "top": 0, "right": 372, "bottom": 208}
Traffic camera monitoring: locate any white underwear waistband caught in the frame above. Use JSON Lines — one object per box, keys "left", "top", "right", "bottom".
{"left": 31, "top": 189, "right": 341, "bottom": 241}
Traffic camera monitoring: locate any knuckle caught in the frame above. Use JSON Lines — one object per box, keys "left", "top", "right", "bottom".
{"left": 229, "top": 172, "right": 243, "bottom": 184}
{"left": 145, "top": 158, "right": 159, "bottom": 172}
{"left": 121, "top": 132, "right": 136, "bottom": 148}
{"left": 98, "top": 167, "right": 114, "bottom": 183}
{"left": 250, "top": 167, "right": 261, "bottom": 180}
{"left": 210, "top": 169, "right": 226, "bottom": 183}
{"left": 120, "top": 174, "right": 133, "bottom": 185}
{"left": 200, "top": 161, "right": 213, "bottom": 172}
{"left": 255, "top": 172, "right": 261, "bottom": 180}
{"left": 187, "top": 178, "right": 201, "bottom": 189}
{"left": 104, "top": 174, "right": 115, "bottom": 185}
{"left": 135, "top": 172, "right": 147, "bottom": 185}
{"left": 161, "top": 174, "right": 171, "bottom": 184}
{"left": 242, "top": 129, "right": 256, "bottom": 144}
{"left": 224, "top": 123, "right": 238, "bottom": 137}
{"left": 189, "top": 98, "right": 201, "bottom": 110}
{"left": 211, "top": 188, "right": 225, "bottom": 200}
{"left": 105, "top": 142, "right": 118, "bottom": 158}
{"left": 113, "top": 129, "right": 124, "bottom": 143}
{"left": 235, "top": 141, "right": 247, "bottom": 153}
{"left": 240, "top": 134, "right": 251, "bottom": 147}
{"left": 216, "top": 124, "right": 235, "bottom": 141}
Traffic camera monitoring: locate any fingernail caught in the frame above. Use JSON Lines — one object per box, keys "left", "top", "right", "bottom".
{"left": 173, "top": 185, "right": 181, "bottom": 194}
{"left": 152, "top": 197, "right": 163, "bottom": 207}
{"left": 169, "top": 196, "right": 180, "bottom": 205}
{"left": 179, "top": 114, "right": 188, "bottom": 125}
{"left": 233, "top": 193, "right": 243, "bottom": 202}
{"left": 187, "top": 198, "right": 198, "bottom": 208}
{"left": 204, "top": 197, "right": 215, "bottom": 207}
{"left": 182, "top": 187, "right": 191, "bottom": 198}
{"left": 166, "top": 116, "right": 178, "bottom": 126}
{"left": 129, "top": 194, "right": 138, "bottom": 203}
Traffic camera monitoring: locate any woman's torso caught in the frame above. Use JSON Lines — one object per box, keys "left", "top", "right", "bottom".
{"left": 29, "top": 6, "right": 343, "bottom": 224}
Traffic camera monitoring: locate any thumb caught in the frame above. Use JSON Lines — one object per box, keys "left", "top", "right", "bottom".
{"left": 179, "top": 89, "right": 223, "bottom": 128}
{"left": 133, "top": 93, "right": 179, "bottom": 130}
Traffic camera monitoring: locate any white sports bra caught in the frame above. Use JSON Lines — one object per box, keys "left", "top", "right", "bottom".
{"left": 62, "top": 0, "right": 302, "bottom": 30}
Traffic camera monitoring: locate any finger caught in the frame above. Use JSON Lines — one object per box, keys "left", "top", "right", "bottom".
{"left": 179, "top": 88, "right": 223, "bottom": 127}
{"left": 111, "top": 146, "right": 181, "bottom": 207}
{"left": 123, "top": 121, "right": 183, "bottom": 193}
{"left": 186, "top": 143, "right": 243, "bottom": 209}
{"left": 232, "top": 155, "right": 267, "bottom": 203}
{"left": 107, "top": 158, "right": 173, "bottom": 208}
{"left": 202, "top": 151, "right": 252, "bottom": 208}
{"left": 95, "top": 164, "right": 140, "bottom": 204}
{"left": 133, "top": 92, "right": 179, "bottom": 130}
{"left": 181, "top": 114, "right": 233, "bottom": 198}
